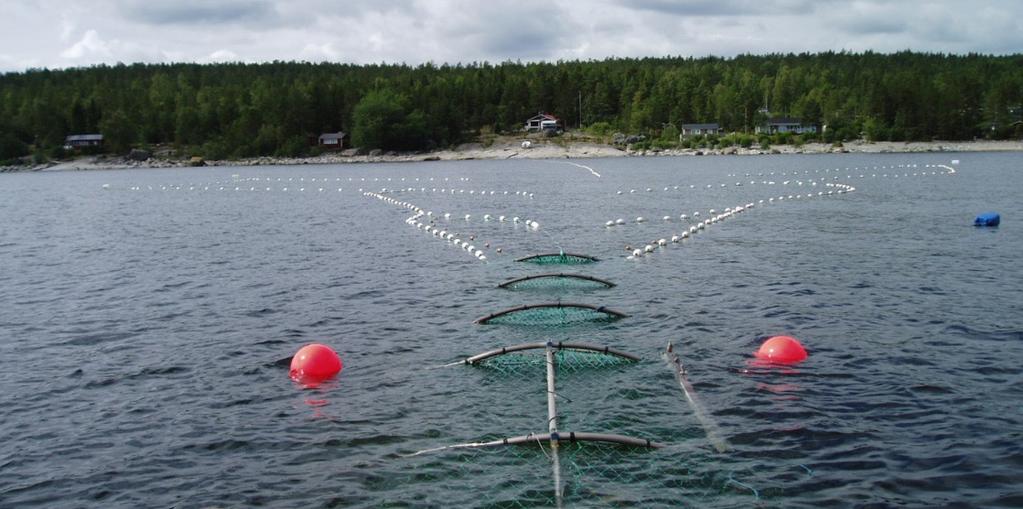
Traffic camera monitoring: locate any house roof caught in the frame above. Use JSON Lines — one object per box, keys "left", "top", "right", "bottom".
{"left": 681, "top": 123, "right": 720, "bottom": 130}
{"left": 318, "top": 132, "right": 346, "bottom": 142}
{"left": 527, "top": 113, "right": 559, "bottom": 122}
{"left": 65, "top": 134, "right": 103, "bottom": 141}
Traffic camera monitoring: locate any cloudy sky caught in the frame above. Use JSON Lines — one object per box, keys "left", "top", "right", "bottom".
{"left": 1, "top": 0, "right": 1021, "bottom": 72}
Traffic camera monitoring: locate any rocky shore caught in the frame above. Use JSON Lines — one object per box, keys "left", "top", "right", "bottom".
{"left": 4, "top": 139, "right": 1021, "bottom": 173}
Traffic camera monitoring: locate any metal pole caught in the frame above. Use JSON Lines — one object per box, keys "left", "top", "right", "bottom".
{"left": 546, "top": 342, "right": 558, "bottom": 433}
{"left": 546, "top": 341, "right": 563, "bottom": 507}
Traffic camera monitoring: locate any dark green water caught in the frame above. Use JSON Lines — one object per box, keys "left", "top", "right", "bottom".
{"left": 1, "top": 153, "right": 1021, "bottom": 507}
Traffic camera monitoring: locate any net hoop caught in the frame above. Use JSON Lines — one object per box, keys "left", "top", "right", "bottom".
{"left": 515, "top": 252, "right": 600, "bottom": 264}
{"left": 463, "top": 341, "right": 639, "bottom": 365}
{"left": 497, "top": 273, "right": 616, "bottom": 289}
{"left": 474, "top": 302, "right": 629, "bottom": 325}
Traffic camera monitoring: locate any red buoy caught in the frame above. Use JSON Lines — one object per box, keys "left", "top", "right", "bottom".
{"left": 755, "top": 336, "right": 807, "bottom": 364}
{"left": 290, "top": 343, "right": 343, "bottom": 382}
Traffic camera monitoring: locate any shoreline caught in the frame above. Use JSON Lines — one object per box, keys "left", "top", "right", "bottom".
{"left": 4, "top": 139, "right": 1021, "bottom": 173}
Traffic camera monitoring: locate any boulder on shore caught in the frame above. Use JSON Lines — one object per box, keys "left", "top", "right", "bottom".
{"left": 128, "top": 148, "right": 151, "bottom": 161}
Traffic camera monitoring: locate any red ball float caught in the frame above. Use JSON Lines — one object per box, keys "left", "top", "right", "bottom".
{"left": 290, "top": 343, "right": 343, "bottom": 382}
{"left": 755, "top": 336, "right": 807, "bottom": 364}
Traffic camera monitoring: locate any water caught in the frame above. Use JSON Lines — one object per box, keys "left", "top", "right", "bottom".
{"left": 1, "top": 153, "right": 1021, "bottom": 507}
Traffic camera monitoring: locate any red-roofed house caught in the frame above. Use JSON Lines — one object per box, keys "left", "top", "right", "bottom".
{"left": 524, "top": 113, "right": 563, "bottom": 133}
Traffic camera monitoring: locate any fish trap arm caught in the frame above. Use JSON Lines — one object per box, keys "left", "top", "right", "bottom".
{"left": 663, "top": 341, "right": 730, "bottom": 453}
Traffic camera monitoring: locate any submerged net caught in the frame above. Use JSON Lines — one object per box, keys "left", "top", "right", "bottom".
{"left": 472, "top": 348, "right": 636, "bottom": 377}
{"left": 470, "top": 439, "right": 658, "bottom": 506}
{"left": 398, "top": 340, "right": 769, "bottom": 506}
{"left": 475, "top": 304, "right": 627, "bottom": 326}
{"left": 499, "top": 274, "right": 615, "bottom": 292}
{"left": 516, "top": 253, "right": 599, "bottom": 265}
{"left": 394, "top": 438, "right": 765, "bottom": 507}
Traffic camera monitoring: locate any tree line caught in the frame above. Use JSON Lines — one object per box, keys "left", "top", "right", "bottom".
{"left": 1, "top": 51, "right": 1021, "bottom": 162}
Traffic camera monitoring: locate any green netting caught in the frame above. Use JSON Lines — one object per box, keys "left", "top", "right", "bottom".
{"left": 499, "top": 274, "right": 614, "bottom": 291}
{"left": 473, "top": 349, "right": 636, "bottom": 377}
{"left": 516, "top": 253, "right": 599, "bottom": 265}
{"left": 476, "top": 305, "right": 626, "bottom": 326}
{"left": 394, "top": 439, "right": 765, "bottom": 507}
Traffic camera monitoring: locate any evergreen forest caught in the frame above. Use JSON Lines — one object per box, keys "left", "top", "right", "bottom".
{"left": 1, "top": 52, "right": 1021, "bottom": 162}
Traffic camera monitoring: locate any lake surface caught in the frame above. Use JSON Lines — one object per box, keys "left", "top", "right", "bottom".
{"left": 1, "top": 152, "right": 1022, "bottom": 508}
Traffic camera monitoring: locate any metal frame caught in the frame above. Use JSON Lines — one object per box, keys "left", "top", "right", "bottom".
{"left": 474, "top": 302, "right": 628, "bottom": 325}
{"left": 514, "top": 252, "right": 600, "bottom": 264}
{"left": 462, "top": 341, "right": 640, "bottom": 365}
{"left": 498, "top": 273, "right": 616, "bottom": 289}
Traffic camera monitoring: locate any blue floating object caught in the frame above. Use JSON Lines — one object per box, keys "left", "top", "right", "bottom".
{"left": 974, "top": 212, "right": 1000, "bottom": 227}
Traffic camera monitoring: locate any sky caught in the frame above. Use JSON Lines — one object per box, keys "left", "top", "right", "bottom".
{"left": 1, "top": 0, "right": 1021, "bottom": 72}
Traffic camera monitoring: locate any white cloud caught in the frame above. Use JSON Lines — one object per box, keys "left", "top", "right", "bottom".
{"left": 208, "top": 49, "right": 240, "bottom": 62}
{"left": 0, "top": 0, "right": 1019, "bottom": 72}
{"left": 300, "top": 43, "right": 339, "bottom": 60}
{"left": 60, "top": 16, "right": 76, "bottom": 42}
{"left": 0, "top": 54, "right": 41, "bottom": 73}
{"left": 60, "top": 30, "right": 112, "bottom": 60}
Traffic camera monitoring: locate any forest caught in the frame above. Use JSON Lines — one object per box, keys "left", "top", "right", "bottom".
{"left": 1, "top": 51, "right": 1021, "bottom": 162}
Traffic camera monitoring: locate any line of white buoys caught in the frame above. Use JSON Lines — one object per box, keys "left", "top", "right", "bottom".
{"left": 225, "top": 175, "right": 471, "bottom": 186}
{"left": 605, "top": 161, "right": 955, "bottom": 237}
{"left": 617, "top": 172, "right": 883, "bottom": 260}
{"left": 350, "top": 176, "right": 470, "bottom": 183}
{"left": 378, "top": 187, "right": 535, "bottom": 199}
{"left": 625, "top": 203, "right": 755, "bottom": 260}
{"left": 613, "top": 162, "right": 951, "bottom": 198}
{"left": 364, "top": 191, "right": 500, "bottom": 263}
{"left": 401, "top": 208, "right": 540, "bottom": 231}
{"left": 125, "top": 184, "right": 346, "bottom": 193}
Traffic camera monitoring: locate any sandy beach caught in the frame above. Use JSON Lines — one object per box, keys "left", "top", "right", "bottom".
{"left": 5, "top": 138, "right": 1022, "bottom": 173}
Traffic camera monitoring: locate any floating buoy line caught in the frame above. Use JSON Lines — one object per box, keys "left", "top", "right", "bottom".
{"left": 363, "top": 191, "right": 544, "bottom": 264}
{"left": 613, "top": 182, "right": 856, "bottom": 260}
{"left": 612, "top": 163, "right": 954, "bottom": 196}
{"left": 108, "top": 162, "right": 958, "bottom": 265}
{"left": 118, "top": 173, "right": 472, "bottom": 192}
{"left": 229, "top": 175, "right": 473, "bottom": 183}
{"left": 604, "top": 163, "right": 955, "bottom": 260}
{"left": 377, "top": 187, "right": 535, "bottom": 199}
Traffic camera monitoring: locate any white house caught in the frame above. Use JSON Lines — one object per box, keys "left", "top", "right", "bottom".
{"left": 755, "top": 118, "right": 817, "bottom": 135}
{"left": 64, "top": 134, "right": 103, "bottom": 150}
{"left": 318, "top": 132, "right": 345, "bottom": 150}
{"left": 680, "top": 123, "right": 723, "bottom": 137}
{"left": 524, "top": 113, "right": 562, "bottom": 133}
